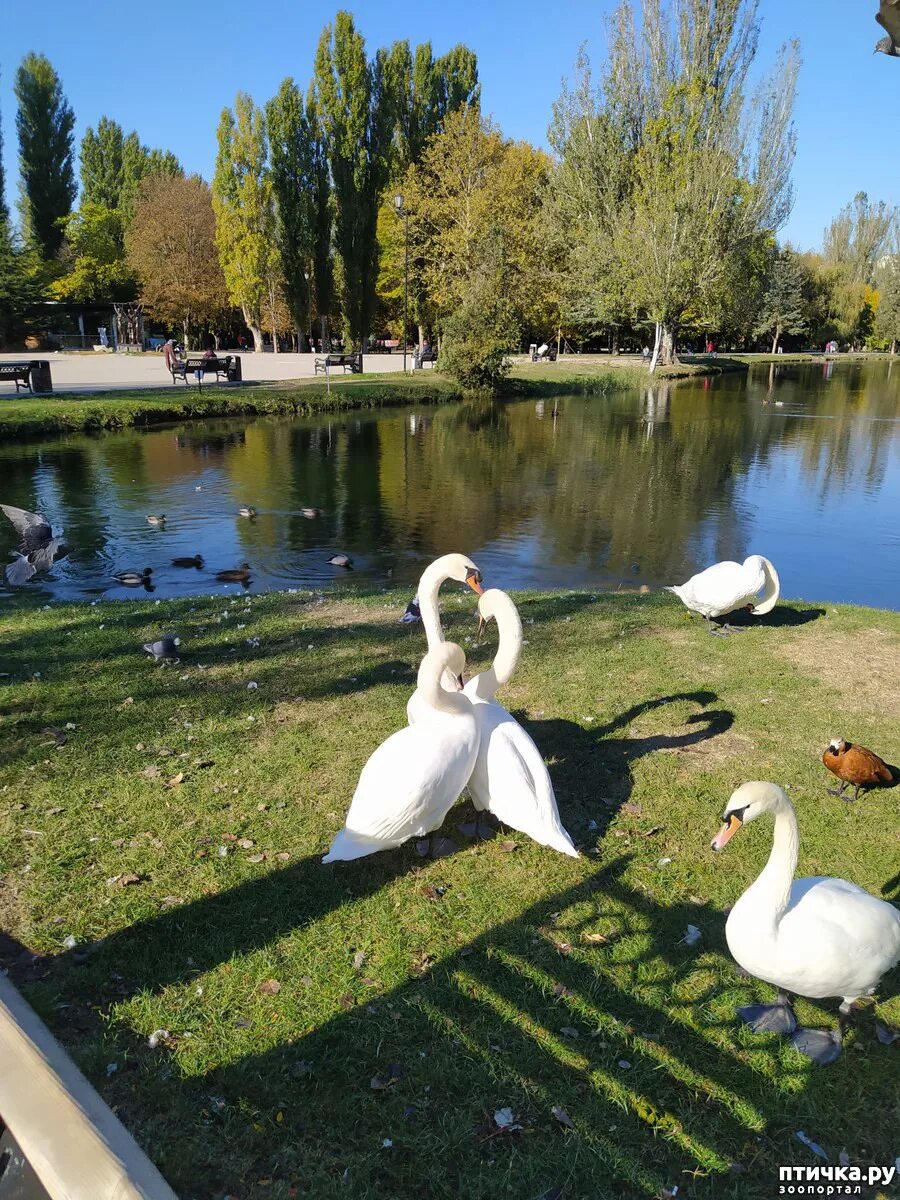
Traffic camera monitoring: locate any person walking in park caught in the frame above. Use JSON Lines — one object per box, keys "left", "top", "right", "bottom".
{"left": 162, "top": 338, "right": 178, "bottom": 372}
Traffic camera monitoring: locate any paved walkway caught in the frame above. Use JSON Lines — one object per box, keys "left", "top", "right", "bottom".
{"left": 0, "top": 350, "right": 414, "bottom": 394}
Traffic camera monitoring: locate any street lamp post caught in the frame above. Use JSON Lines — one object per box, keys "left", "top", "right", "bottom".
{"left": 393, "top": 192, "right": 409, "bottom": 373}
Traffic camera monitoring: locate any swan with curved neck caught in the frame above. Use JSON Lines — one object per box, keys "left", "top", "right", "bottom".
{"left": 667, "top": 554, "right": 780, "bottom": 635}
{"left": 323, "top": 642, "right": 477, "bottom": 862}
{"left": 407, "top": 553, "right": 484, "bottom": 724}
{"left": 463, "top": 589, "right": 578, "bottom": 857}
{"left": 713, "top": 781, "right": 900, "bottom": 1062}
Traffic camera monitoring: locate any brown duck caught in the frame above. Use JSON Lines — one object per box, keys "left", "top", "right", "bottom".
{"left": 822, "top": 738, "right": 893, "bottom": 802}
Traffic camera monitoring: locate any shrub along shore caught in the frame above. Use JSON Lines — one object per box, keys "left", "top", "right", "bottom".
{"left": 0, "top": 586, "right": 898, "bottom": 1199}
{"left": 0, "top": 358, "right": 734, "bottom": 441}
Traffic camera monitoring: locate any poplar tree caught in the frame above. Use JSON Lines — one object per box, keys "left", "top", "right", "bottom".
{"left": 266, "top": 78, "right": 316, "bottom": 348}
{"left": 80, "top": 117, "right": 125, "bottom": 209}
{"left": 550, "top": 0, "right": 799, "bottom": 369}
{"left": 313, "top": 11, "right": 393, "bottom": 348}
{"left": 213, "top": 93, "right": 276, "bottom": 352}
{"left": 14, "top": 53, "right": 76, "bottom": 258}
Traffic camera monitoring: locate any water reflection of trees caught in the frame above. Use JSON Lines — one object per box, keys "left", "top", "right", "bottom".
{"left": 0, "top": 363, "right": 897, "bottom": 591}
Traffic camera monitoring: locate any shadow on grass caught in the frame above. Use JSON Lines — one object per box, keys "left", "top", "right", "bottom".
{"left": 521, "top": 691, "right": 734, "bottom": 835}
{"left": 726, "top": 605, "right": 826, "bottom": 630}
{"left": 22, "top": 856, "right": 885, "bottom": 1200}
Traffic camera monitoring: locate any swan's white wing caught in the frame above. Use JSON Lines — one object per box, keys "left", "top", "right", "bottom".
{"left": 475, "top": 706, "right": 578, "bottom": 857}
{"left": 324, "top": 714, "right": 477, "bottom": 861}
{"left": 771, "top": 878, "right": 900, "bottom": 999}
{"left": 4, "top": 553, "right": 36, "bottom": 586}
{"left": 677, "top": 560, "right": 758, "bottom": 618}
{"left": 0, "top": 504, "right": 52, "bottom": 553}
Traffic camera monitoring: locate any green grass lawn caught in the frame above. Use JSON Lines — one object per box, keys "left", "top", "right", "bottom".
{"left": 1, "top": 588, "right": 898, "bottom": 1200}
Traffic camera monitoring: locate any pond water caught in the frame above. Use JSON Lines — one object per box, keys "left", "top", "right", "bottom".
{"left": 1, "top": 361, "right": 899, "bottom": 609}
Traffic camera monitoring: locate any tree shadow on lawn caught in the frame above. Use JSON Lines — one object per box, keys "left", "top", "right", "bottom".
{"left": 518, "top": 690, "right": 734, "bottom": 837}
{"left": 40, "top": 855, "right": 897, "bottom": 1200}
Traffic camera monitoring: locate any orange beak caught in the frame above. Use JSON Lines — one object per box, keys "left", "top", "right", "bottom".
{"left": 465, "top": 569, "right": 484, "bottom": 596}
{"left": 711, "top": 813, "right": 742, "bottom": 852}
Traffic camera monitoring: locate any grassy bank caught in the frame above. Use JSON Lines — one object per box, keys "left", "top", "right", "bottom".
{"left": 1, "top": 586, "right": 898, "bottom": 1200}
{"left": 0, "top": 357, "right": 720, "bottom": 441}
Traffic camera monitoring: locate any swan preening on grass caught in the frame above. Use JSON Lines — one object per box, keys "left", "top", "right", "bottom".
{"left": 666, "top": 554, "right": 780, "bottom": 635}
{"left": 323, "top": 643, "right": 478, "bottom": 862}
{"left": 464, "top": 589, "right": 577, "bottom": 857}
{"left": 712, "top": 781, "right": 900, "bottom": 1063}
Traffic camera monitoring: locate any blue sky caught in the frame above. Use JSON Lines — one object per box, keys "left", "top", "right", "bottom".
{"left": 1, "top": 0, "right": 895, "bottom": 250}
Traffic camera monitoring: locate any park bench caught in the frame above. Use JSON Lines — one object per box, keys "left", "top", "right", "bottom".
{"left": 314, "top": 352, "right": 363, "bottom": 375}
{"left": 0, "top": 360, "right": 53, "bottom": 394}
{"left": 170, "top": 355, "right": 241, "bottom": 390}
{"left": 414, "top": 348, "right": 438, "bottom": 368}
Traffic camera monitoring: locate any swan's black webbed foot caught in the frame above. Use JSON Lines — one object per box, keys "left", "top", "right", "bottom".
{"left": 790, "top": 1027, "right": 842, "bottom": 1065}
{"left": 738, "top": 997, "right": 797, "bottom": 1035}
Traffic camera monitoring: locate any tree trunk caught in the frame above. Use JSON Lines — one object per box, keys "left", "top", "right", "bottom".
{"left": 182, "top": 319, "right": 189, "bottom": 350}
{"left": 648, "top": 321, "right": 662, "bottom": 374}
{"left": 610, "top": 329, "right": 619, "bottom": 356}
{"left": 657, "top": 323, "right": 677, "bottom": 367}
{"left": 771, "top": 330, "right": 779, "bottom": 355}
{"left": 249, "top": 324, "right": 263, "bottom": 353}
{"left": 320, "top": 313, "right": 328, "bottom": 351}
{"left": 891, "top": 339, "right": 897, "bottom": 356}
{"left": 417, "top": 323, "right": 425, "bottom": 352}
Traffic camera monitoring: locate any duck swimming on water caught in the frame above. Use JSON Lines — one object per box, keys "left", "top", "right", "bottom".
{"left": 216, "top": 562, "right": 252, "bottom": 583}
{"left": 146, "top": 514, "right": 166, "bottom": 526}
{"left": 113, "top": 567, "right": 153, "bottom": 586}
{"left": 172, "top": 554, "right": 204, "bottom": 569}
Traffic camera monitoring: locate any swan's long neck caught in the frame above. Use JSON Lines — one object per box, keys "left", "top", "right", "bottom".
{"left": 419, "top": 669, "right": 471, "bottom": 716}
{"left": 470, "top": 598, "right": 522, "bottom": 701}
{"left": 752, "top": 556, "right": 780, "bottom": 615}
{"left": 417, "top": 562, "right": 449, "bottom": 649}
{"left": 743, "top": 804, "right": 799, "bottom": 924}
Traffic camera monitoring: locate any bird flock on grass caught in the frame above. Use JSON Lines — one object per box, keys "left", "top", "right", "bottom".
{"left": 323, "top": 550, "right": 898, "bottom": 1066}
{"left": 1, "top": 493, "right": 897, "bottom": 1067}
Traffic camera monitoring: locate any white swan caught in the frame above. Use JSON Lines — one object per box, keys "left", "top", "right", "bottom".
{"left": 463, "top": 589, "right": 578, "bottom": 857}
{"left": 407, "top": 553, "right": 484, "bottom": 724}
{"left": 712, "top": 781, "right": 900, "bottom": 1063}
{"left": 323, "top": 642, "right": 477, "bottom": 862}
{"left": 666, "top": 554, "right": 780, "bottom": 635}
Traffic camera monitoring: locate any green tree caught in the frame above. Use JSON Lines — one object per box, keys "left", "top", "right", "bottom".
{"left": 550, "top": 2, "right": 799, "bottom": 368}
{"left": 385, "top": 40, "right": 479, "bottom": 175}
{"left": 266, "top": 78, "right": 316, "bottom": 348}
{"left": 213, "top": 93, "right": 276, "bottom": 352}
{"left": 439, "top": 235, "right": 518, "bottom": 391}
{"left": 398, "top": 107, "right": 553, "bottom": 339}
{"left": 313, "top": 11, "right": 393, "bottom": 348}
{"left": 120, "top": 132, "right": 183, "bottom": 222}
{"left": 14, "top": 53, "right": 76, "bottom": 258}
{"left": 875, "top": 257, "right": 900, "bottom": 353}
{"left": 753, "top": 247, "right": 809, "bottom": 352}
{"left": 0, "top": 218, "right": 42, "bottom": 347}
{"left": 127, "top": 174, "right": 225, "bottom": 347}
{"left": 0, "top": 72, "right": 7, "bottom": 224}
{"left": 308, "top": 91, "right": 334, "bottom": 347}
{"left": 50, "top": 204, "right": 135, "bottom": 304}
{"left": 80, "top": 117, "right": 125, "bottom": 209}
{"left": 823, "top": 192, "right": 897, "bottom": 286}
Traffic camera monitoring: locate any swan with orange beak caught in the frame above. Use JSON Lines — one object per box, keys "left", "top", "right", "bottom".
{"left": 712, "top": 781, "right": 900, "bottom": 1064}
